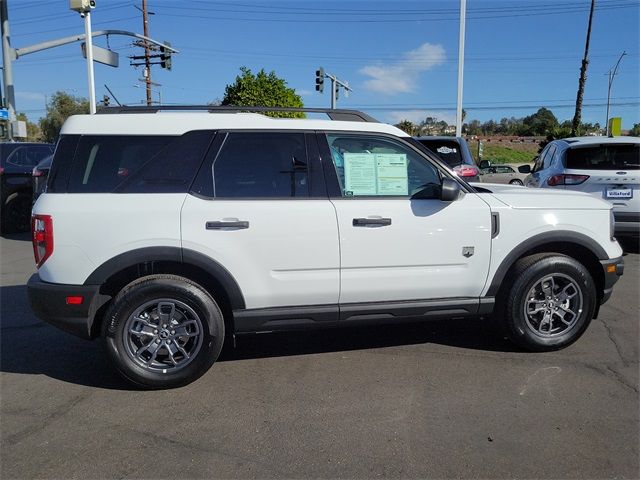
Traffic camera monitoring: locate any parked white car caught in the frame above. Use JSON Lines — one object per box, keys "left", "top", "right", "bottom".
{"left": 478, "top": 161, "right": 529, "bottom": 185}
{"left": 521, "top": 136, "right": 639, "bottom": 237}
{"left": 28, "top": 107, "right": 624, "bottom": 388}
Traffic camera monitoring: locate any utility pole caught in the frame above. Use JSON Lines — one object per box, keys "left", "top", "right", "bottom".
{"left": 130, "top": 0, "right": 161, "bottom": 106}
{"left": 605, "top": 51, "right": 626, "bottom": 136}
{"left": 141, "top": 0, "right": 151, "bottom": 106}
{"left": 571, "top": 0, "right": 595, "bottom": 137}
{"left": 1, "top": 0, "right": 16, "bottom": 139}
{"left": 455, "top": 0, "right": 466, "bottom": 137}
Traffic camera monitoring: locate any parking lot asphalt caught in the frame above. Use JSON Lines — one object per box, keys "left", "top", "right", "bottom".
{"left": 1, "top": 233, "right": 638, "bottom": 479}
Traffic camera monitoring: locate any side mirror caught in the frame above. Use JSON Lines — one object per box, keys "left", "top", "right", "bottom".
{"left": 518, "top": 164, "right": 532, "bottom": 174}
{"left": 441, "top": 177, "right": 461, "bottom": 202}
{"left": 479, "top": 160, "right": 491, "bottom": 169}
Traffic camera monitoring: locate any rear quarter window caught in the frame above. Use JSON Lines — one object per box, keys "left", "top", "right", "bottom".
{"left": 50, "top": 132, "right": 214, "bottom": 193}
{"left": 565, "top": 144, "right": 640, "bottom": 170}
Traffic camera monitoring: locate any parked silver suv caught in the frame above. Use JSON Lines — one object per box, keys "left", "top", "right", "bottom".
{"left": 520, "top": 137, "right": 639, "bottom": 236}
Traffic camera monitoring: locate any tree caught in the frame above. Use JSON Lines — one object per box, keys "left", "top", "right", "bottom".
{"left": 17, "top": 112, "right": 41, "bottom": 141}
{"left": 522, "top": 107, "right": 559, "bottom": 136}
{"left": 395, "top": 120, "right": 418, "bottom": 136}
{"left": 629, "top": 123, "right": 640, "bottom": 137}
{"left": 221, "top": 67, "right": 304, "bottom": 118}
{"left": 39, "top": 91, "right": 89, "bottom": 143}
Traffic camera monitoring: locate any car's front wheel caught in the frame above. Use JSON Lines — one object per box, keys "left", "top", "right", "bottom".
{"left": 509, "top": 179, "right": 524, "bottom": 186}
{"left": 499, "top": 254, "right": 596, "bottom": 351}
{"left": 103, "top": 275, "right": 225, "bottom": 389}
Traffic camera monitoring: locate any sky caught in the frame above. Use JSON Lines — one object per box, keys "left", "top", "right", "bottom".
{"left": 5, "top": 0, "right": 640, "bottom": 129}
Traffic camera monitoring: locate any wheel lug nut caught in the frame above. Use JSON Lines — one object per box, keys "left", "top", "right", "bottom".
{"left": 171, "top": 330, "right": 175, "bottom": 334}
{"left": 154, "top": 330, "right": 158, "bottom": 334}
{"left": 156, "top": 339, "right": 161, "bottom": 344}
{"left": 163, "top": 324, "right": 167, "bottom": 328}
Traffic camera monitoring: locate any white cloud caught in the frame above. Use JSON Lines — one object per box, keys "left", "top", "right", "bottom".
{"left": 360, "top": 43, "right": 445, "bottom": 95}
{"left": 296, "top": 88, "right": 314, "bottom": 96}
{"left": 387, "top": 109, "right": 456, "bottom": 126}
{"left": 16, "top": 91, "right": 46, "bottom": 101}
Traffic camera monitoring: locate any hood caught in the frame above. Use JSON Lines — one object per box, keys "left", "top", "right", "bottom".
{"left": 470, "top": 182, "right": 612, "bottom": 210}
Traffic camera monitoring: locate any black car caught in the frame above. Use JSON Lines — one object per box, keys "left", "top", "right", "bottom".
{"left": 32, "top": 154, "right": 53, "bottom": 202}
{"left": 414, "top": 136, "right": 481, "bottom": 182}
{"left": 1, "top": 142, "right": 54, "bottom": 233}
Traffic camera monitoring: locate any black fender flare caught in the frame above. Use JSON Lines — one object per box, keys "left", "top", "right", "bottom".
{"left": 84, "top": 246, "right": 246, "bottom": 310}
{"left": 485, "top": 230, "right": 608, "bottom": 297}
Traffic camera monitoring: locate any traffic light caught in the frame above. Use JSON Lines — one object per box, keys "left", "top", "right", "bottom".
{"left": 103, "top": 95, "right": 110, "bottom": 107}
{"left": 160, "top": 41, "right": 172, "bottom": 71}
{"left": 315, "top": 67, "right": 324, "bottom": 93}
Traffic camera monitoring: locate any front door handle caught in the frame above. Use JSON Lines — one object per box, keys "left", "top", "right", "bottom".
{"left": 352, "top": 217, "right": 392, "bottom": 227}
{"left": 206, "top": 220, "right": 249, "bottom": 230}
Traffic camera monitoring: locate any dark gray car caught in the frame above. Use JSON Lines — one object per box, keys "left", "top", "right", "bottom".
{"left": 414, "top": 136, "right": 480, "bottom": 182}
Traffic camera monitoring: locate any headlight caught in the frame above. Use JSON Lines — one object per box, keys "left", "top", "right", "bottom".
{"left": 610, "top": 210, "right": 615, "bottom": 240}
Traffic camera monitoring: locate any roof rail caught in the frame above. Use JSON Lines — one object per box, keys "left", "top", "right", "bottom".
{"left": 96, "top": 105, "right": 379, "bottom": 123}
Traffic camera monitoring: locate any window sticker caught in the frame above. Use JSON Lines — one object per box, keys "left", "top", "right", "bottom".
{"left": 344, "top": 153, "right": 377, "bottom": 195}
{"left": 437, "top": 146, "right": 457, "bottom": 154}
{"left": 376, "top": 154, "right": 408, "bottom": 195}
{"left": 343, "top": 152, "right": 408, "bottom": 196}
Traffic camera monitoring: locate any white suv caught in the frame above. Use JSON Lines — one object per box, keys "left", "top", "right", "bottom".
{"left": 28, "top": 107, "right": 624, "bottom": 389}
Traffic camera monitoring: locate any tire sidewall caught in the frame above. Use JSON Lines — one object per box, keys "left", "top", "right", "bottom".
{"left": 507, "top": 256, "right": 596, "bottom": 351}
{"left": 103, "top": 278, "right": 224, "bottom": 389}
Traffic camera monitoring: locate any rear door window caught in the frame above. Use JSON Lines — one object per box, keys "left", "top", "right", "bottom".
{"left": 63, "top": 132, "right": 213, "bottom": 193}
{"left": 212, "top": 132, "right": 309, "bottom": 198}
{"left": 565, "top": 144, "right": 640, "bottom": 170}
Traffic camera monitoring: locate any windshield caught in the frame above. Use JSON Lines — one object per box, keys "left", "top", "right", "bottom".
{"left": 565, "top": 144, "right": 640, "bottom": 170}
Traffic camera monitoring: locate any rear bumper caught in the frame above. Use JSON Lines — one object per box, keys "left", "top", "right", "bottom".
{"left": 27, "top": 274, "right": 111, "bottom": 339}
{"left": 600, "top": 256, "right": 624, "bottom": 305}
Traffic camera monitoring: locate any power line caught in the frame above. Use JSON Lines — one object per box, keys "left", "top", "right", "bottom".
{"left": 184, "top": 0, "right": 633, "bottom": 15}
{"left": 350, "top": 101, "right": 640, "bottom": 112}
{"left": 150, "top": 1, "right": 637, "bottom": 23}
{"left": 12, "top": 16, "right": 139, "bottom": 38}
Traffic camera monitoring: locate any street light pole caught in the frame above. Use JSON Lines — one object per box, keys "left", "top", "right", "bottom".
{"left": 605, "top": 51, "right": 626, "bottom": 136}
{"left": 455, "top": 0, "right": 466, "bottom": 137}
{"left": 1, "top": 0, "right": 16, "bottom": 139}
{"left": 83, "top": 9, "right": 96, "bottom": 114}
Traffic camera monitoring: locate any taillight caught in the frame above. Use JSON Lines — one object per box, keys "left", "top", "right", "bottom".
{"left": 453, "top": 165, "right": 480, "bottom": 178}
{"left": 32, "top": 167, "right": 44, "bottom": 177}
{"left": 547, "top": 174, "right": 590, "bottom": 186}
{"left": 0, "top": 166, "right": 4, "bottom": 175}
{"left": 31, "top": 215, "right": 53, "bottom": 268}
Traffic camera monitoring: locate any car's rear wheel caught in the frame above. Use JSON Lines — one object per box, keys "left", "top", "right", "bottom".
{"left": 499, "top": 254, "right": 596, "bottom": 351}
{"left": 103, "top": 275, "right": 224, "bottom": 389}
{"left": 509, "top": 179, "right": 524, "bottom": 186}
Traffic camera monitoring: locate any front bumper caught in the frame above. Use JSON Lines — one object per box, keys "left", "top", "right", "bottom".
{"left": 600, "top": 256, "right": 624, "bottom": 305}
{"left": 27, "top": 274, "right": 111, "bottom": 339}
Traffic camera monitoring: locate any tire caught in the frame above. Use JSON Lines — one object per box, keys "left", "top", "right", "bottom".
{"left": 1, "top": 192, "right": 31, "bottom": 234}
{"left": 103, "top": 274, "right": 225, "bottom": 389}
{"left": 509, "top": 179, "right": 524, "bottom": 186}
{"left": 498, "top": 253, "right": 596, "bottom": 352}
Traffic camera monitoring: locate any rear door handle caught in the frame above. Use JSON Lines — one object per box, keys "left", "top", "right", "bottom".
{"left": 206, "top": 220, "right": 249, "bottom": 230}
{"left": 352, "top": 217, "right": 392, "bottom": 227}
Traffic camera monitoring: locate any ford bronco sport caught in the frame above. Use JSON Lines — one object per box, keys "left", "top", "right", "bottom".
{"left": 27, "top": 106, "right": 624, "bottom": 389}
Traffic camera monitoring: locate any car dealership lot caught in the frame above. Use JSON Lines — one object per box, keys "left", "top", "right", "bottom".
{"left": 1, "top": 234, "right": 638, "bottom": 479}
